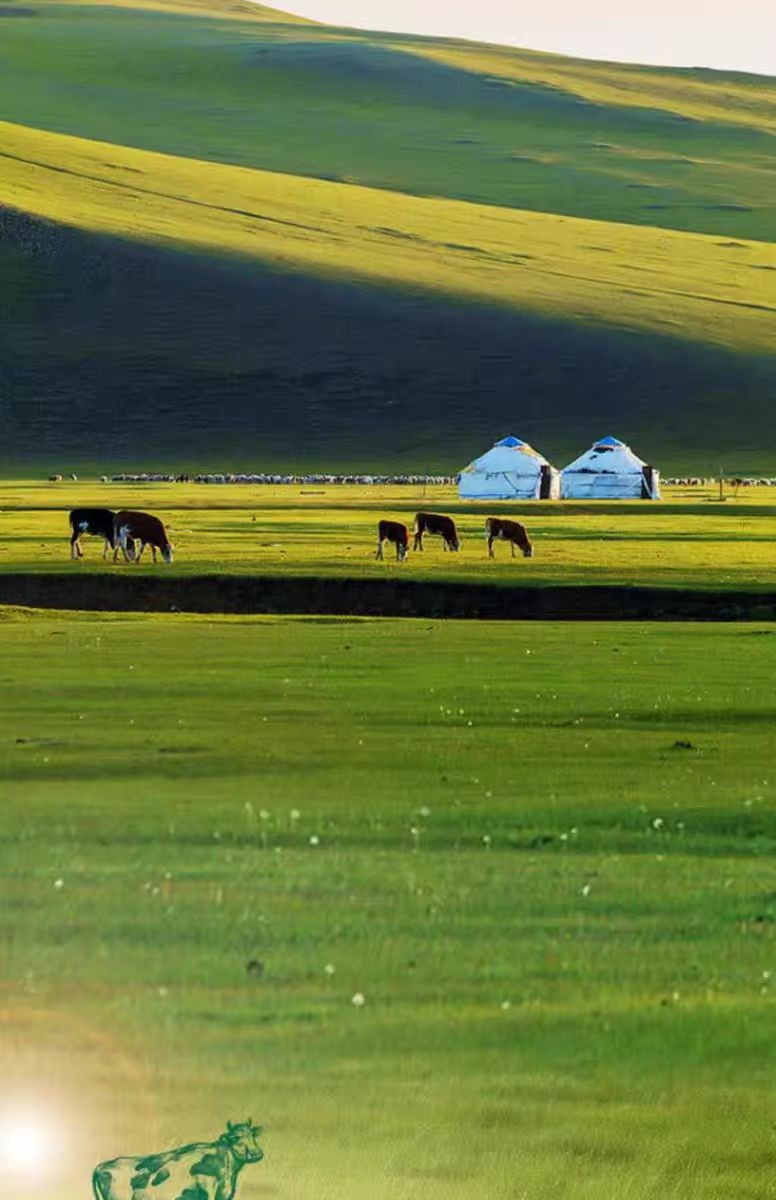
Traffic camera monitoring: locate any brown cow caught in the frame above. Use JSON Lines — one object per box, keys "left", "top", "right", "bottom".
{"left": 413, "top": 512, "right": 461, "bottom": 552}
{"left": 485, "top": 517, "right": 533, "bottom": 558}
{"left": 376, "top": 520, "right": 409, "bottom": 562}
{"left": 114, "top": 510, "right": 174, "bottom": 564}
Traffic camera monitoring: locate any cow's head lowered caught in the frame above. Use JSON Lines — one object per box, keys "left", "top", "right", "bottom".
{"left": 160, "top": 539, "right": 174, "bottom": 564}
{"left": 220, "top": 1119, "right": 264, "bottom": 1163}
{"left": 522, "top": 539, "right": 534, "bottom": 558}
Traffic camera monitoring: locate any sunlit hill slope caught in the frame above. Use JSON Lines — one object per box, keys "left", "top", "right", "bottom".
{"left": 0, "top": 0, "right": 774, "bottom": 471}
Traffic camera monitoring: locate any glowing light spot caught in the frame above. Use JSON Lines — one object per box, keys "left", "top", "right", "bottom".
{"left": 0, "top": 1108, "right": 62, "bottom": 1179}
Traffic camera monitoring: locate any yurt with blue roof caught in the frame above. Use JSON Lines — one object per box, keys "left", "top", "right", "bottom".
{"left": 561, "top": 436, "right": 661, "bottom": 499}
{"left": 458, "top": 436, "right": 560, "bottom": 500}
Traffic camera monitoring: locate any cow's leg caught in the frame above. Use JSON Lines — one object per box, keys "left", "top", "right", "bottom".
{"left": 511, "top": 541, "right": 516, "bottom": 558}
{"left": 70, "top": 532, "right": 79, "bottom": 560}
{"left": 102, "top": 539, "right": 111, "bottom": 560}
{"left": 376, "top": 539, "right": 384, "bottom": 560}
{"left": 488, "top": 537, "right": 494, "bottom": 559}
{"left": 135, "top": 541, "right": 145, "bottom": 563}
{"left": 151, "top": 545, "right": 158, "bottom": 563}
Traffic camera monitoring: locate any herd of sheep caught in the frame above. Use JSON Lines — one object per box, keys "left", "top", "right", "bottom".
{"left": 108, "top": 473, "right": 456, "bottom": 486}
{"left": 53, "top": 472, "right": 776, "bottom": 488}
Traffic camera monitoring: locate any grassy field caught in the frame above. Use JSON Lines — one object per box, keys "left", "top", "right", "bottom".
{"left": 2, "top": 119, "right": 773, "bottom": 355}
{"left": 4, "top": 479, "right": 776, "bottom": 592}
{"left": 2, "top": 608, "right": 776, "bottom": 1199}
{"left": 2, "top": 0, "right": 775, "bottom": 241}
{"left": 0, "top": 0, "right": 774, "bottom": 473}
{"left": 3, "top": 203, "right": 773, "bottom": 475}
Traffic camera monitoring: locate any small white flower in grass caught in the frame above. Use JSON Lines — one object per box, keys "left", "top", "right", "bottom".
{"left": 482, "top": 835, "right": 492, "bottom": 848}
{"left": 259, "top": 810, "right": 270, "bottom": 821}
{"left": 53, "top": 879, "right": 64, "bottom": 890}
{"left": 158, "top": 986, "right": 169, "bottom": 998}
{"left": 290, "top": 809, "right": 301, "bottom": 821}
{"left": 580, "top": 884, "right": 591, "bottom": 897}
{"left": 652, "top": 817, "right": 664, "bottom": 830}
{"left": 351, "top": 992, "right": 366, "bottom": 1008}
{"left": 417, "top": 806, "right": 430, "bottom": 818}
{"left": 324, "top": 963, "right": 335, "bottom": 977}
{"left": 763, "top": 970, "right": 771, "bottom": 980}
{"left": 500, "top": 1000, "right": 511, "bottom": 1011}
{"left": 309, "top": 835, "right": 320, "bottom": 846}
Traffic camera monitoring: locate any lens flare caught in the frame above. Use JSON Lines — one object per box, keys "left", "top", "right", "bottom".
{"left": 0, "top": 1108, "right": 62, "bottom": 1179}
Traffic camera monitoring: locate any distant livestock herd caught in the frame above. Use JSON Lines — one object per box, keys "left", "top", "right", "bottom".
{"left": 68, "top": 508, "right": 532, "bottom": 565}
{"left": 52, "top": 472, "right": 776, "bottom": 488}
{"left": 107, "top": 473, "right": 456, "bottom": 486}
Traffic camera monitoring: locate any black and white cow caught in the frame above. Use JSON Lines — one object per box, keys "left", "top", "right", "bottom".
{"left": 376, "top": 519, "right": 409, "bottom": 561}
{"left": 92, "top": 1120, "right": 264, "bottom": 1200}
{"left": 69, "top": 508, "right": 117, "bottom": 560}
{"left": 413, "top": 512, "right": 461, "bottom": 553}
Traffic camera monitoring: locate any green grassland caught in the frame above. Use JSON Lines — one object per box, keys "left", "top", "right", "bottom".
{"left": 3, "top": 608, "right": 776, "bottom": 1199}
{"left": 4, "top": 479, "right": 776, "bottom": 593}
{"left": 0, "top": 135, "right": 773, "bottom": 472}
{"left": 0, "top": 0, "right": 774, "bottom": 472}
{"left": 2, "top": 0, "right": 775, "bottom": 240}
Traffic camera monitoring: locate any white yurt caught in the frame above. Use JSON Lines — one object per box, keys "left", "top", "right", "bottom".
{"left": 561, "top": 436, "right": 661, "bottom": 500}
{"left": 458, "top": 436, "right": 560, "bottom": 500}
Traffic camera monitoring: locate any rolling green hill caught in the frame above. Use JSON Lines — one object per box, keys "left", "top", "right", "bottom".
{"left": 0, "top": 0, "right": 774, "bottom": 472}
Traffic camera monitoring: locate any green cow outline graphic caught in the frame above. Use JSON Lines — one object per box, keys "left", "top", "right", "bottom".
{"left": 92, "top": 1120, "right": 264, "bottom": 1200}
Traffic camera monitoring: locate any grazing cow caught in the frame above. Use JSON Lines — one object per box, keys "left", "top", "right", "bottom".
{"left": 114, "top": 510, "right": 174, "bottom": 563}
{"left": 69, "top": 508, "right": 118, "bottom": 560}
{"left": 49, "top": 474, "right": 63, "bottom": 483}
{"left": 92, "top": 1119, "right": 263, "bottom": 1200}
{"left": 376, "top": 519, "right": 409, "bottom": 561}
{"left": 485, "top": 517, "right": 533, "bottom": 559}
{"left": 413, "top": 512, "right": 461, "bottom": 552}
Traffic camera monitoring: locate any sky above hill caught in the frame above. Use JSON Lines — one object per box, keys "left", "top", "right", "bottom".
{"left": 281, "top": 0, "right": 776, "bottom": 77}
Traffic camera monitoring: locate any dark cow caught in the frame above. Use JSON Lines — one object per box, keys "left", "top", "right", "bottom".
{"left": 413, "top": 512, "right": 461, "bottom": 552}
{"left": 92, "top": 1119, "right": 263, "bottom": 1200}
{"left": 69, "top": 508, "right": 117, "bottom": 560}
{"left": 376, "top": 519, "right": 409, "bottom": 562}
{"left": 114, "top": 510, "right": 174, "bottom": 564}
{"left": 485, "top": 517, "right": 533, "bottom": 559}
